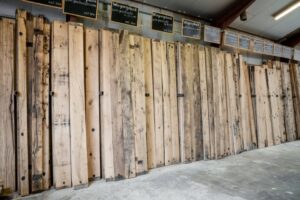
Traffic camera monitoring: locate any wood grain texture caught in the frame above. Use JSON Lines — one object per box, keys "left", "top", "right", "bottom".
{"left": 130, "top": 35, "right": 148, "bottom": 175}
{"left": 68, "top": 23, "right": 88, "bottom": 188}
{"left": 281, "top": 63, "right": 297, "bottom": 142}
{"left": 16, "top": 14, "right": 29, "bottom": 196}
{"left": 0, "top": 18, "right": 16, "bottom": 191}
{"left": 290, "top": 63, "right": 300, "bottom": 139}
{"left": 84, "top": 28, "right": 101, "bottom": 179}
{"left": 51, "top": 21, "right": 71, "bottom": 188}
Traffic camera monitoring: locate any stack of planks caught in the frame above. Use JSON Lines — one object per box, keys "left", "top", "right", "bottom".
{"left": 0, "top": 17, "right": 16, "bottom": 193}
{"left": 16, "top": 9, "right": 51, "bottom": 195}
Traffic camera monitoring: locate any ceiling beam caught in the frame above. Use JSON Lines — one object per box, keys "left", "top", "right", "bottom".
{"left": 278, "top": 28, "right": 300, "bottom": 47}
{"left": 213, "top": 0, "right": 256, "bottom": 29}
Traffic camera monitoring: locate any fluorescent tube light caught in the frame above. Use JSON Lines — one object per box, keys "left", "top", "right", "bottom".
{"left": 274, "top": 1, "right": 300, "bottom": 20}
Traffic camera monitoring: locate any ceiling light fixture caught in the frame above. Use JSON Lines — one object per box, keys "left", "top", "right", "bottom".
{"left": 274, "top": 0, "right": 300, "bottom": 20}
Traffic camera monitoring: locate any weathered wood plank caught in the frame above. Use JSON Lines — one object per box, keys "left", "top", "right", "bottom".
{"left": 42, "top": 21, "right": 50, "bottom": 190}
{"left": 84, "top": 28, "right": 101, "bottom": 180}
{"left": 290, "top": 63, "right": 300, "bottom": 139}
{"left": 100, "top": 29, "right": 115, "bottom": 180}
{"left": 130, "top": 35, "right": 148, "bottom": 175}
{"left": 0, "top": 18, "right": 16, "bottom": 191}
{"left": 199, "top": 46, "right": 210, "bottom": 159}
{"left": 119, "top": 30, "right": 136, "bottom": 178}
{"left": 69, "top": 23, "right": 88, "bottom": 188}
{"left": 151, "top": 39, "right": 164, "bottom": 166}
{"left": 16, "top": 14, "right": 29, "bottom": 196}
{"left": 144, "top": 37, "right": 156, "bottom": 169}
{"left": 51, "top": 21, "right": 71, "bottom": 188}
{"left": 167, "top": 42, "right": 180, "bottom": 163}
{"left": 281, "top": 63, "right": 297, "bottom": 142}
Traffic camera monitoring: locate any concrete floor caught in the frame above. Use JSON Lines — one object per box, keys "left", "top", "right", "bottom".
{"left": 21, "top": 141, "right": 300, "bottom": 200}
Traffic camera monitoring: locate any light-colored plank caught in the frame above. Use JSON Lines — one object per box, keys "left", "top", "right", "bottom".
{"left": 167, "top": 42, "right": 180, "bottom": 163}
{"left": 199, "top": 46, "right": 210, "bottom": 159}
{"left": 84, "top": 28, "right": 101, "bottom": 179}
{"left": 119, "top": 30, "right": 136, "bottom": 178}
{"left": 0, "top": 18, "right": 16, "bottom": 191}
{"left": 100, "top": 29, "right": 115, "bottom": 180}
{"left": 68, "top": 23, "right": 88, "bottom": 188}
{"left": 130, "top": 35, "right": 148, "bottom": 175}
{"left": 42, "top": 22, "right": 51, "bottom": 190}
{"left": 151, "top": 39, "right": 164, "bottom": 166}
{"left": 281, "top": 63, "right": 297, "bottom": 142}
{"left": 51, "top": 21, "right": 71, "bottom": 188}
{"left": 144, "top": 38, "right": 156, "bottom": 169}
{"left": 16, "top": 15, "right": 29, "bottom": 196}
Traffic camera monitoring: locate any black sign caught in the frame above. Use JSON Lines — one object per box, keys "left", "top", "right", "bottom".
{"left": 224, "top": 31, "right": 238, "bottom": 47}
{"left": 239, "top": 35, "right": 251, "bottom": 50}
{"left": 23, "top": 0, "right": 62, "bottom": 8}
{"left": 152, "top": 12, "right": 173, "bottom": 33}
{"left": 182, "top": 19, "right": 201, "bottom": 39}
{"left": 253, "top": 39, "right": 264, "bottom": 53}
{"left": 111, "top": 1, "right": 138, "bottom": 26}
{"left": 204, "top": 25, "right": 221, "bottom": 44}
{"left": 63, "top": 0, "right": 98, "bottom": 19}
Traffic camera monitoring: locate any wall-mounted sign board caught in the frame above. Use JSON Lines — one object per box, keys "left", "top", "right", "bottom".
{"left": 152, "top": 12, "right": 173, "bottom": 33}
{"left": 273, "top": 44, "right": 282, "bottom": 57}
{"left": 294, "top": 49, "right": 300, "bottom": 61}
{"left": 264, "top": 41, "right": 274, "bottom": 55}
{"left": 223, "top": 31, "right": 238, "bottom": 47}
{"left": 253, "top": 39, "right": 264, "bottom": 53}
{"left": 111, "top": 1, "right": 138, "bottom": 26}
{"left": 282, "top": 46, "right": 293, "bottom": 59}
{"left": 63, "top": 0, "right": 98, "bottom": 19}
{"left": 23, "top": 0, "right": 62, "bottom": 8}
{"left": 182, "top": 19, "right": 201, "bottom": 39}
{"left": 204, "top": 25, "right": 221, "bottom": 44}
{"left": 238, "top": 34, "right": 251, "bottom": 50}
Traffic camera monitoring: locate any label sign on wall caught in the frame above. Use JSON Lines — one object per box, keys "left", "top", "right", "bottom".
{"left": 63, "top": 0, "right": 98, "bottom": 19}
{"left": 204, "top": 25, "right": 221, "bottom": 44}
{"left": 239, "top": 35, "right": 251, "bottom": 50}
{"left": 23, "top": 0, "right": 62, "bottom": 8}
{"left": 223, "top": 31, "right": 238, "bottom": 47}
{"left": 294, "top": 49, "right": 300, "bottom": 61}
{"left": 111, "top": 1, "right": 138, "bottom": 26}
{"left": 253, "top": 39, "right": 264, "bottom": 53}
{"left": 273, "top": 44, "right": 282, "bottom": 57}
{"left": 282, "top": 46, "right": 293, "bottom": 59}
{"left": 182, "top": 19, "right": 201, "bottom": 39}
{"left": 152, "top": 12, "right": 173, "bottom": 33}
{"left": 264, "top": 41, "right": 274, "bottom": 55}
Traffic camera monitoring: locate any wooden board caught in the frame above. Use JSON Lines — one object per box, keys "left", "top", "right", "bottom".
{"left": 129, "top": 35, "right": 148, "bottom": 175}
{"left": 267, "top": 67, "right": 285, "bottom": 145}
{"left": 254, "top": 66, "right": 273, "bottom": 148}
{"left": 225, "top": 53, "right": 242, "bottom": 155}
{"left": 199, "top": 46, "right": 210, "bottom": 159}
{"left": 84, "top": 28, "right": 101, "bottom": 179}
{"left": 144, "top": 38, "right": 156, "bottom": 169}
{"left": 16, "top": 13, "right": 29, "bottom": 196}
{"left": 281, "top": 63, "right": 297, "bottom": 142}
{"left": 205, "top": 47, "right": 215, "bottom": 159}
{"left": 118, "top": 30, "right": 136, "bottom": 179}
{"left": 167, "top": 43, "right": 180, "bottom": 163}
{"left": 238, "top": 56, "right": 256, "bottom": 150}
{"left": 290, "top": 63, "right": 300, "bottom": 139}
{"left": 0, "top": 18, "right": 16, "bottom": 191}
{"left": 42, "top": 21, "right": 51, "bottom": 190}
{"left": 99, "top": 29, "right": 116, "bottom": 180}
{"left": 51, "top": 21, "right": 71, "bottom": 188}
{"left": 151, "top": 39, "right": 164, "bottom": 166}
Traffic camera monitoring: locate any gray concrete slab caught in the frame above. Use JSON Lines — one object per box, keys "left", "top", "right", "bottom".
{"left": 21, "top": 141, "right": 300, "bottom": 200}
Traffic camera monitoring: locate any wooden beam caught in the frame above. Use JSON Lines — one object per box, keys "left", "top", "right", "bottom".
{"left": 213, "top": 0, "right": 256, "bottom": 29}
{"left": 278, "top": 28, "right": 300, "bottom": 47}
